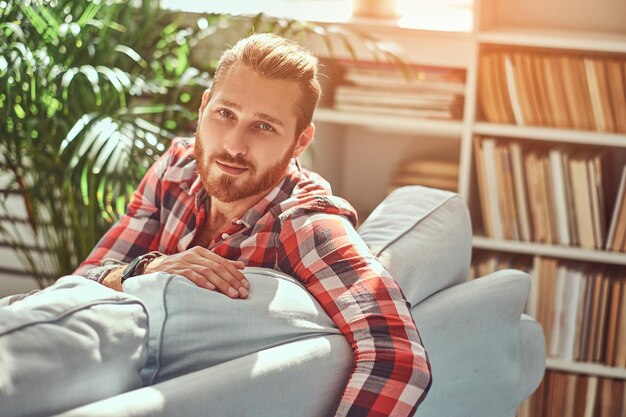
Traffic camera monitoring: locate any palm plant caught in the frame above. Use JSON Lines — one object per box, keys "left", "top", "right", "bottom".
{"left": 0, "top": 0, "right": 401, "bottom": 288}
{"left": 0, "top": 0, "right": 220, "bottom": 286}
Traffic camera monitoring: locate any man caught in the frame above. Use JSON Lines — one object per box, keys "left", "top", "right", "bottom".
{"left": 76, "top": 33, "right": 431, "bottom": 417}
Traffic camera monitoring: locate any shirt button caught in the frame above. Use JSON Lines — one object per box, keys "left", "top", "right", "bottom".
{"left": 221, "top": 233, "right": 230, "bottom": 240}
{"left": 234, "top": 219, "right": 243, "bottom": 225}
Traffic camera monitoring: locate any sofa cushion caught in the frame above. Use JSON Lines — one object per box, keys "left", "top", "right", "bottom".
{"left": 0, "top": 276, "right": 149, "bottom": 417}
{"left": 123, "top": 268, "right": 344, "bottom": 386}
{"left": 358, "top": 185, "right": 472, "bottom": 306}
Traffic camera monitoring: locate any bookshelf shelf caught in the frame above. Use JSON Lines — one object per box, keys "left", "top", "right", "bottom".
{"left": 313, "top": 108, "right": 464, "bottom": 137}
{"left": 478, "top": 28, "right": 626, "bottom": 53}
{"left": 472, "top": 236, "right": 626, "bottom": 265}
{"left": 473, "top": 123, "right": 626, "bottom": 147}
{"left": 546, "top": 358, "right": 626, "bottom": 380}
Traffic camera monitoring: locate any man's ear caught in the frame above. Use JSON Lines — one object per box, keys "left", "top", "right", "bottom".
{"left": 292, "top": 123, "right": 315, "bottom": 159}
{"left": 198, "top": 89, "right": 211, "bottom": 120}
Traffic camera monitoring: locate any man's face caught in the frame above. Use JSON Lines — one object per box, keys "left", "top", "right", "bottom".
{"left": 195, "top": 63, "right": 312, "bottom": 203}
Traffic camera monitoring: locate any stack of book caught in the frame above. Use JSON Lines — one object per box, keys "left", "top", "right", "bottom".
{"left": 332, "top": 60, "right": 465, "bottom": 120}
{"left": 532, "top": 259, "right": 626, "bottom": 367}
{"left": 478, "top": 51, "right": 626, "bottom": 133}
{"left": 474, "top": 137, "right": 626, "bottom": 252}
{"left": 387, "top": 159, "right": 459, "bottom": 194}
{"left": 519, "top": 371, "right": 626, "bottom": 417}
{"left": 471, "top": 254, "right": 626, "bottom": 369}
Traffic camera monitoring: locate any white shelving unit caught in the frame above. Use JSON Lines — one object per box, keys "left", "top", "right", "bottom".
{"left": 309, "top": 0, "right": 626, "bottom": 392}
{"left": 467, "top": 0, "right": 626, "bottom": 390}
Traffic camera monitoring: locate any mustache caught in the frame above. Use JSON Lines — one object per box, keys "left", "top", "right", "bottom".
{"left": 210, "top": 151, "right": 254, "bottom": 170}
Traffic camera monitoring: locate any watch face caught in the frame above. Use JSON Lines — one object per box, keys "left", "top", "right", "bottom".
{"left": 122, "top": 256, "right": 142, "bottom": 279}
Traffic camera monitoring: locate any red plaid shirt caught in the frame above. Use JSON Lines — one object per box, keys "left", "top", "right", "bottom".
{"left": 76, "top": 137, "right": 430, "bottom": 417}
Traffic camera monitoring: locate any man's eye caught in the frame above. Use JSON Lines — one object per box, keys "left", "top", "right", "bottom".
{"left": 258, "top": 123, "right": 274, "bottom": 132}
{"left": 218, "top": 109, "right": 233, "bottom": 118}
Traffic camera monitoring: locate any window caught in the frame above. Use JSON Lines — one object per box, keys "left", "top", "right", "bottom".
{"left": 161, "top": 0, "right": 473, "bottom": 32}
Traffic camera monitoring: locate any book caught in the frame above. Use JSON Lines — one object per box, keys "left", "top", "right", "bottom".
{"left": 606, "top": 60, "right": 626, "bottom": 133}
{"left": 493, "top": 52, "right": 515, "bottom": 124}
{"left": 503, "top": 54, "right": 525, "bottom": 125}
{"left": 614, "top": 275, "right": 626, "bottom": 367}
{"left": 510, "top": 142, "right": 532, "bottom": 241}
{"left": 550, "top": 264, "right": 568, "bottom": 357}
{"left": 513, "top": 53, "right": 536, "bottom": 126}
{"left": 544, "top": 55, "right": 572, "bottom": 128}
{"left": 525, "top": 151, "right": 548, "bottom": 243}
{"left": 586, "top": 269, "right": 603, "bottom": 362}
{"left": 606, "top": 165, "right": 626, "bottom": 251}
{"left": 474, "top": 136, "right": 495, "bottom": 237}
{"left": 573, "top": 375, "right": 588, "bottom": 417}
{"left": 561, "top": 151, "right": 580, "bottom": 246}
{"left": 593, "top": 273, "right": 610, "bottom": 363}
{"left": 334, "top": 86, "right": 460, "bottom": 107}
{"left": 593, "top": 59, "right": 616, "bottom": 133}
{"left": 573, "top": 56, "right": 597, "bottom": 131}
{"left": 577, "top": 269, "right": 594, "bottom": 361}
{"left": 398, "top": 160, "right": 459, "bottom": 179}
{"left": 604, "top": 274, "right": 621, "bottom": 365}
{"left": 549, "top": 148, "right": 571, "bottom": 245}
{"left": 496, "top": 144, "right": 520, "bottom": 240}
{"left": 587, "top": 152, "right": 607, "bottom": 250}
{"left": 334, "top": 103, "right": 457, "bottom": 119}
{"left": 481, "top": 138, "right": 504, "bottom": 239}
{"left": 562, "top": 267, "right": 583, "bottom": 360}
{"left": 583, "top": 376, "right": 598, "bottom": 417}
{"left": 532, "top": 53, "right": 553, "bottom": 126}
{"left": 478, "top": 54, "right": 501, "bottom": 123}
{"left": 569, "top": 153, "right": 595, "bottom": 250}
{"left": 540, "top": 154, "right": 558, "bottom": 244}
{"left": 563, "top": 373, "right": 577, "bottom": 417}
{"left": 585, "top": 57, "right": 609, "bottom": 132}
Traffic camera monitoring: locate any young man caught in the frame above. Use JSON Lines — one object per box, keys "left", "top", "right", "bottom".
{"left": 76, "top": 33, "right": 431, "bottom": 417}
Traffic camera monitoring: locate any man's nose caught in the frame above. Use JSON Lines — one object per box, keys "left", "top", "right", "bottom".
{"left": 223, "top": 125, "right": 248, "bottom": 157}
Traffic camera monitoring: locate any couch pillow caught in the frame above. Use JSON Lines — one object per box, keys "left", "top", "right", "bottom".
{"left": 0, "top": 276, "right": 149, "bottom": 417}
{"left": 357, "top": 185, "right": 472, "bottom": 306}
{"left": 123, "top": 268, "right": 346, "bottom": 386}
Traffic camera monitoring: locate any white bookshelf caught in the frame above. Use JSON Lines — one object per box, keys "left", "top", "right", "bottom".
{"left": 468, "top": 0, "right": 626, "bottom": 396}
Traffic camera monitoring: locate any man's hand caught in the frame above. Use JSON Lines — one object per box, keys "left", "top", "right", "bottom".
{"left": 144, "top": 246, "right": 249, "bottom": 298}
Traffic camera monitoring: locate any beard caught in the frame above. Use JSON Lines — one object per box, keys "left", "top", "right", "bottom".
{"left": 194, "top": 130, "right": 294, "bottom": 203}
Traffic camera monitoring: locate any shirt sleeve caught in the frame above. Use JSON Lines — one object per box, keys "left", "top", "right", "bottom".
{"left": 277, "top": 211, "right": 431, "bottom": 417}
{"left": 73, "top": 146, "right": 172, "bottom": 279}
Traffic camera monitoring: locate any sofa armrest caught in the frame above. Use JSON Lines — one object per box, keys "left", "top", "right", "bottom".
{"left": 411, "top": 270, "right": 545, "bottom": 417}
{"left": 56, "top": 335, "right": 352, "bottom": 417}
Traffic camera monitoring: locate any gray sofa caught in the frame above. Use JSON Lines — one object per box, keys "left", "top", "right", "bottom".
{"left": 0, "top": 186, "right": 545, "bottom": 417}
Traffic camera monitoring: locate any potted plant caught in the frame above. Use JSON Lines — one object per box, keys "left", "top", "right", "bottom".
{"left": 0, "top": 0, "right": 400, "bottom": 288}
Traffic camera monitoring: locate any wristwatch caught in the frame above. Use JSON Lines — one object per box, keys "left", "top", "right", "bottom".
{"left": 121, "top": 251, "right": 163, "bottom": 283}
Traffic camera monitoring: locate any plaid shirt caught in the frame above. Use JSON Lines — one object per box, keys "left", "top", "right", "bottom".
{"left": 76, "top": 137, "right": 431, "bottom": 417}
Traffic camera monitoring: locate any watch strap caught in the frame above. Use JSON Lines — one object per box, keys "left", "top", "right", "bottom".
{"left": 121, "top": 251, "right": 164, "bottom": 283}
